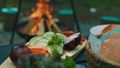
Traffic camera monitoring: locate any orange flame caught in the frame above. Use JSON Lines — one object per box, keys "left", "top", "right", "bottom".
{"left": 29, "top": 0, "right": 54, "bottom": 35}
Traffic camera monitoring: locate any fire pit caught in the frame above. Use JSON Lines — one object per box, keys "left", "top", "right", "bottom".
{"left": 17, "top": 20, "right": 68, "bottom": 42}
{"left": 16, "top": 0, "right": 75, "bottom": 42}
{"left": 17, "top": 0, "right": 57, "bottom": 42}
{"left": 17, "top": 21, "right": 35, "bottom": 42}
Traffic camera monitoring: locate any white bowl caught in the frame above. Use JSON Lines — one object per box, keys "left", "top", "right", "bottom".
{"left": 90, "top": 24, "right": 109, "bottom": 35}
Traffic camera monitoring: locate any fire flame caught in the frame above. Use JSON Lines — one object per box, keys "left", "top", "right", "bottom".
{"left": 29, "top": 0, "right": 54, "bottom": 35}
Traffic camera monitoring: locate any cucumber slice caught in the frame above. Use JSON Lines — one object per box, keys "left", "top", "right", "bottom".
{"left": 34, "top": 39, "right": 49, "bottom": 47}
{"left": 56, "top": 33, "right": 67, "bottom": 40}
{"left": 43, "top": 31, "right": 55, "bottom": 38}
{"left": 29, "top": 36, "right": 43, "bottom": 46}
{"left": 47, "top": 45, "right": 63, "bottom": 55}
{"left": 59, "top": 43, "right": 64, "bottom": 48}
{"left": 29, "top": 35, "right": 43, "bottom": 42}
{"left": 38, "top": 39, "right": 49, "bottom": 43}
{"left": 43, "top": 34, "right": 54, "bottom": 40}
{"left": 34, "top": 41, "right": 48, "bottom": 47}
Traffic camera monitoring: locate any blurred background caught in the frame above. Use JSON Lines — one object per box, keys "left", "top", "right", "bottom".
{"left": 0, "top": 0, "right": 120, "bottom": 45}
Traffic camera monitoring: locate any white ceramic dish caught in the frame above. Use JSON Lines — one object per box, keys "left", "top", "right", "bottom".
{"left": 90, "top": 24, "right": 109, "bottom": 35}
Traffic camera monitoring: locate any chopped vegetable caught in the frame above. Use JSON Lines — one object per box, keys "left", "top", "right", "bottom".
{"left": 62, "top": 56, "right": 76, "bottom": 68}
{"left": 27, "top": 46, "right": 50, "bottom": 56}
{"left": 28, "top": 31, "right": 66, "bottom": 47}
{"left": 17, "top": 54, "right": 64, "bottom": 68}
{"left": 17, "top": 53, "right": 76, "bottom": 68}
{"left": 29, "top": 36, "right": 43, "bottom": 46}
{"left": 79, "top": 37, "right": 85, "bottom": 45}
{"left": 29, "top": 31, "right": 67, "bottom": 55}
{"left": 47, "top": 35, "right": 64, "bottom": 55}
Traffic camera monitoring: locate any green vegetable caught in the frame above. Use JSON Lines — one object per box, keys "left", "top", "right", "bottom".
{"left": 48, "top": 35, "right": 63, "bottom": 46}
{"left": 17, "top": 54, "right": 76, "bottom": 68}
{"left": 62, "top": 56, "right": 76, "bottom": 68}
{"left": 56, "top": 33, "right": 67, "bottom": 40}
{"left": 29, "top": 36, "right": 43, "bottom": 46}
{"left": 47, "top": 35, "right": 64, "bottom": 55}
{"left": 29, "top": 31, "right": 66, "bottom": 47}
{"left": 42, "top": 31, "right": 55, "bottom": 38}
{"left": 18, "top": 32, "right": 76, "bottom": 68}
{"left": 17, "top": 53, "right": 63, "bottom": 68}
{"left": 28, "top": 31, "right": 67, "bottom": 55}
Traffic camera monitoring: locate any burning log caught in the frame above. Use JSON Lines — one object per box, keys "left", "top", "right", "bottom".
{"left": 43, "top": 15, "right": 61, "bottom": 32}
{"left": 38, "top": 19, "right": 45, "bottom": 35}
{"left": 46, "top": 20, "right": 52, "bottom": 31}
{"left": 18, "top": 0, "right": 62, "bottom": 40}
{"left": 22, "top": 17, "right": 61, "bottom": 36}
{"left": 43, "top": 15, "right": 52, "bottom": 32}
{"left": 22, "top": 19, "right": 35, "bottom": 35}
{"left": 22, "top": 18, "right": 45, "bottom": 36}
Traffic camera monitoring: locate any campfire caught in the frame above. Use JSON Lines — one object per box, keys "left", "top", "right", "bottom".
{"left": 22, "top": 0, "right": 61, "bottom": 36}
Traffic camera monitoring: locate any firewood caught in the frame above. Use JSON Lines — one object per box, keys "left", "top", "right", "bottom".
{"left": 52, "top": 22, "right": 61, "bottom": 32}
{"left": 39, "top": 19, "right": 45, "bottom": 35}
{"left": 23, "top": 19, "right": 35, "bottom": 34}
{"left": 46, "top": 19, "right": 52, "bottom": 31}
